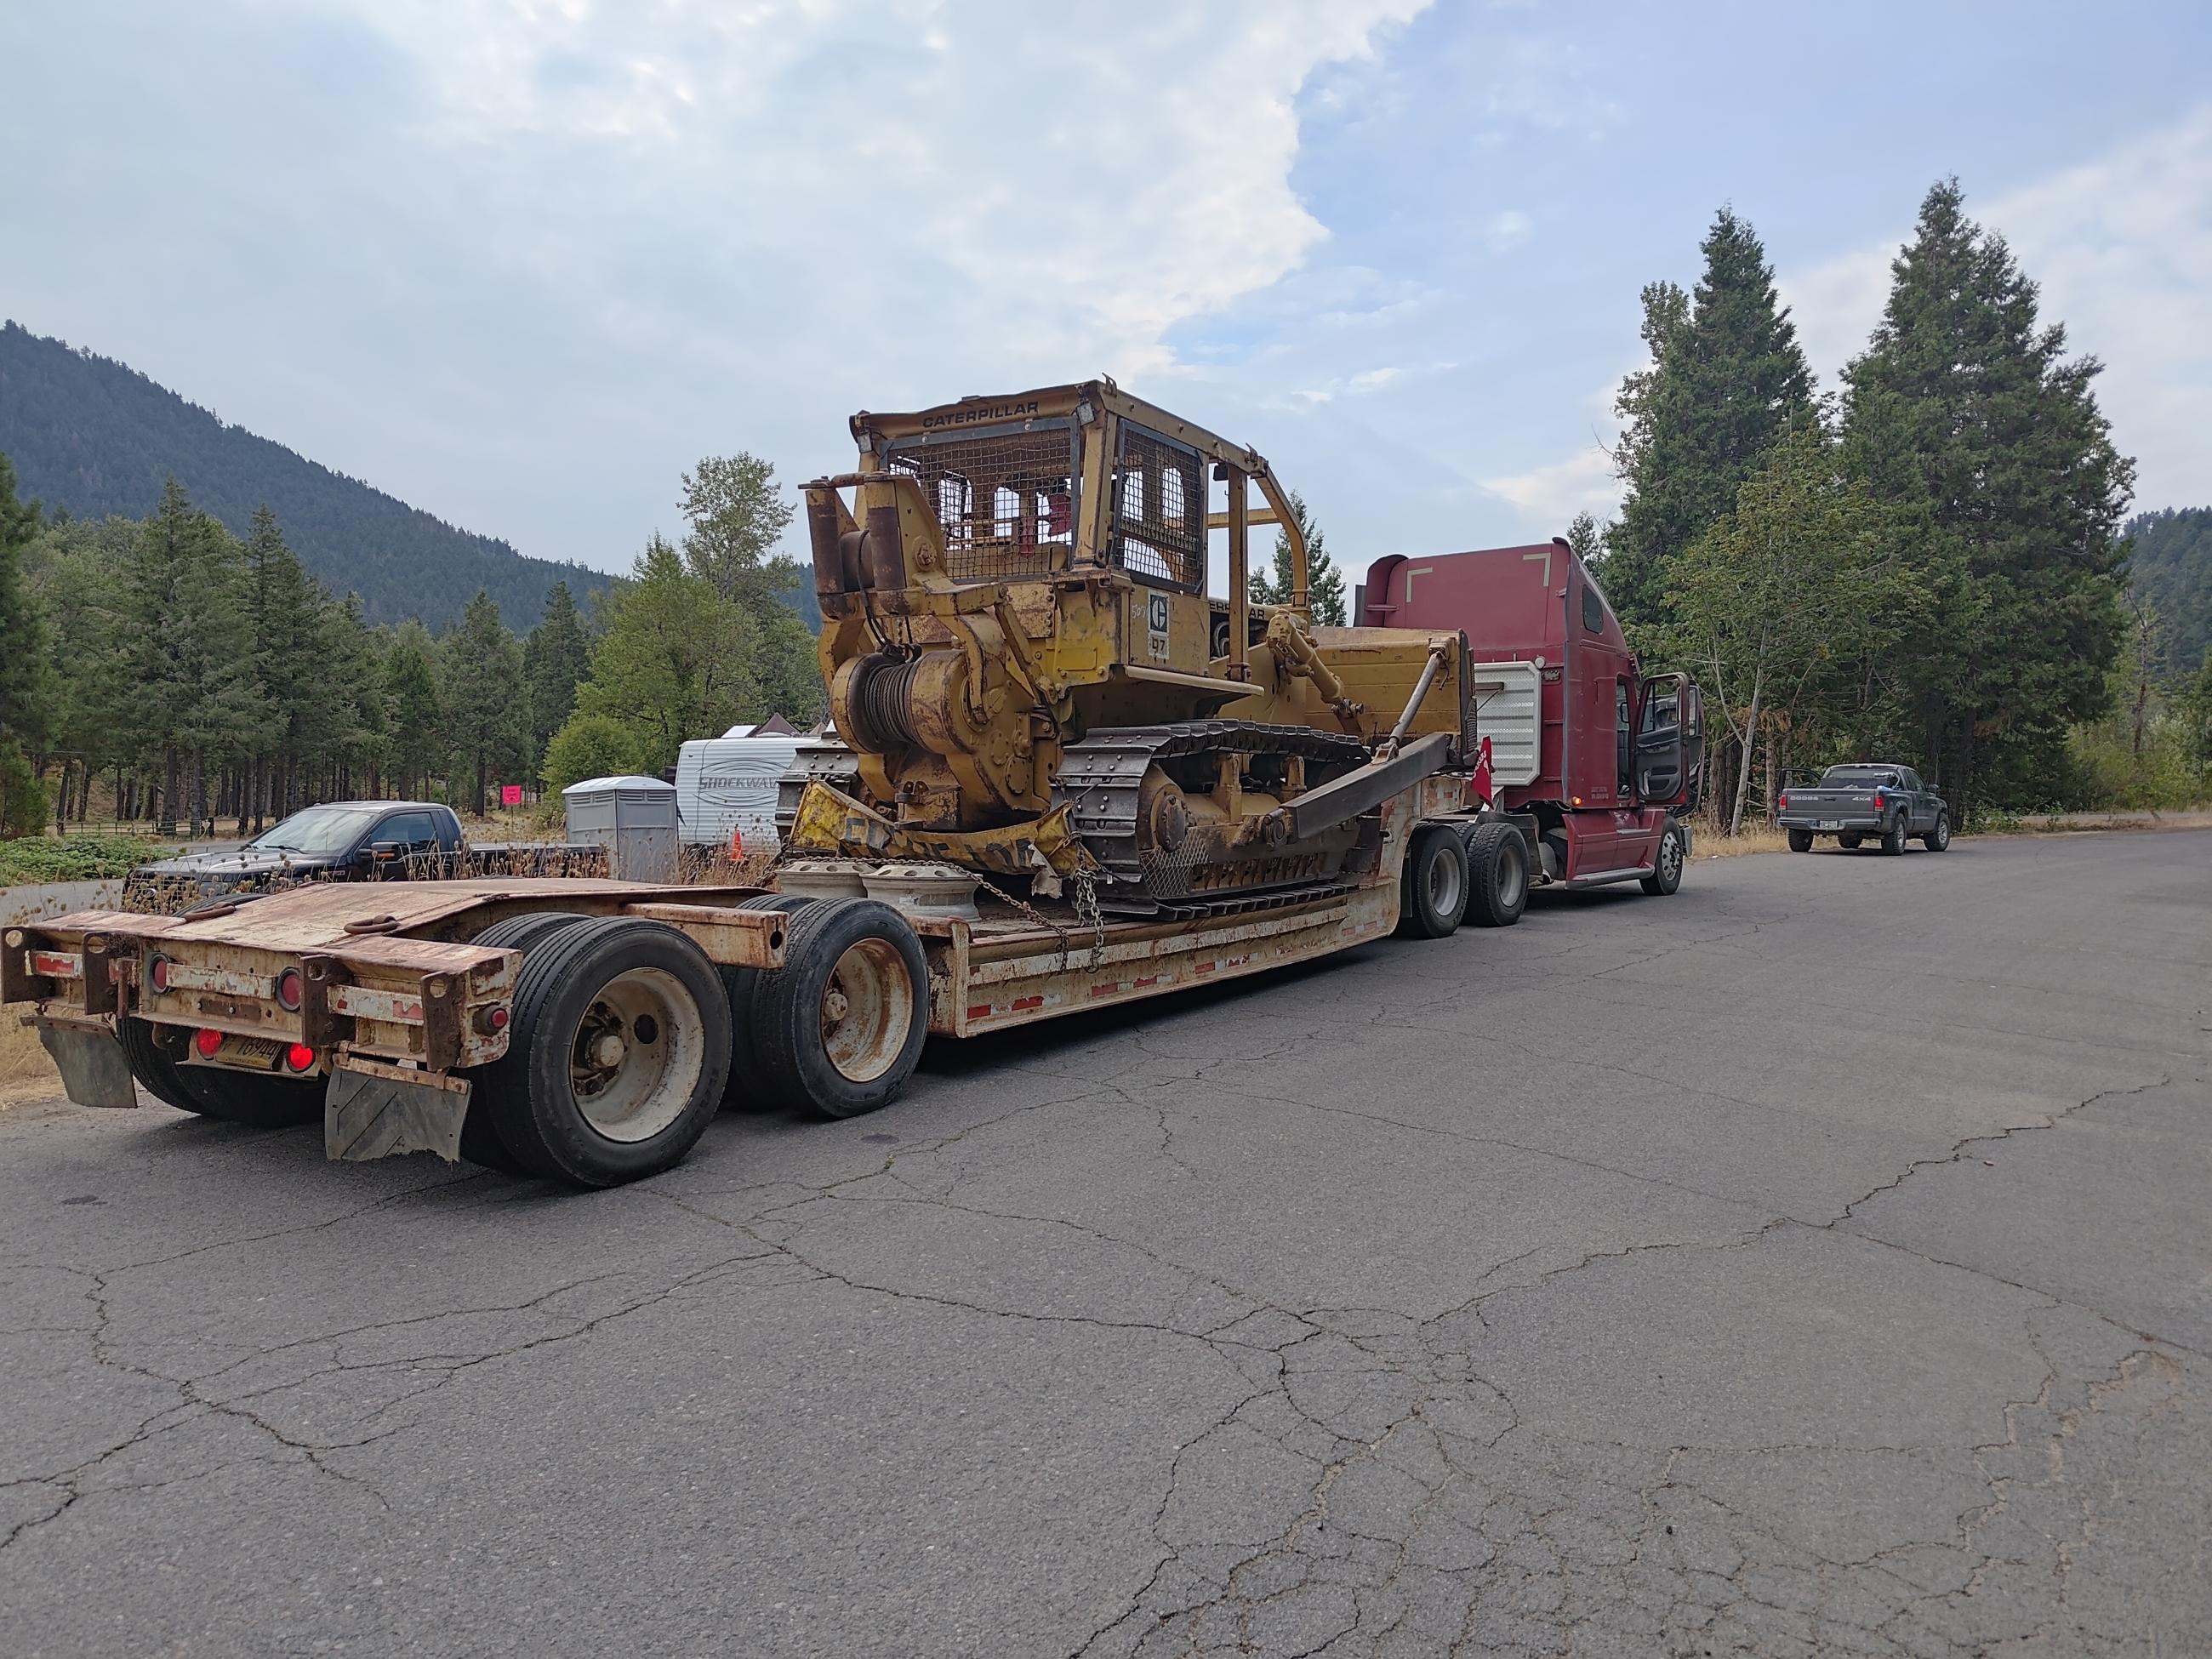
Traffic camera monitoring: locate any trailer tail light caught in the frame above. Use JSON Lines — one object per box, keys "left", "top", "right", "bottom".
{"left": 284, "top": 1043, "right": 317, "bottom": 1074}
{"left": 150, "top": 955, "right": 173, "bottom": 993}
{"left": 474, "top": 1006, "right": 510, "bottom": 1035}
{"left": 274, "top": 966, "right": 304, "bottom": 1011}
{"left": 193, "top": 1028, "right": 223, "bottom": 1059}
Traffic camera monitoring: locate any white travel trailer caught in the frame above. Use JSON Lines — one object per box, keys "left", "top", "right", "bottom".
{"left": 673, "top": 726, "right": 802, "bottom": 852}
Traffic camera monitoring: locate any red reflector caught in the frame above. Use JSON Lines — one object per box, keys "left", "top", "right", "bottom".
{"left": 274, "top": 967, "right": 304, "bottom": 1011}
{"left": 193, "top": 1028, "right": 222, "bottom": 1058}
{"left": 284, "top": 1043, "right": 316, "bottom": 1073}
{"left": 487, "top": 1006, "right": 510, "bottom": 1030}
{"left": 150, "top": 955, "right": 172, "bottom": 992}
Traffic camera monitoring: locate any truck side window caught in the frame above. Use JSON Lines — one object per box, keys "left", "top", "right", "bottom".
{"left": 1582, "top": 579, "right": 1605, "bottom": 634}
{"left": 379, "top": 812, "right": 438, "bottom": 852}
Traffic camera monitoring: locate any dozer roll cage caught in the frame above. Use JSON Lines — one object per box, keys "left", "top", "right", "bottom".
{"left": 810, "top": 379, "right": 1313, "bottom": 685}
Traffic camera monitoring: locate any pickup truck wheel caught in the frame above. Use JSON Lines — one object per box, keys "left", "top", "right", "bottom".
{"left": 459, "top": 910, "right": 599, "bottom": 1171}
{"left": 1923, "top": 812, "right": 1951, "bottom": 852}
{"left": 1397, "top": 824, "right": 1470, "bottom": 938}
{"left": 1787, "top": 828, "right": 1814, "bottom": 853}
{"left": 722, "top": 895, "right": 815, "bottom": 1107}
{"left": 1639, "top": 820, "right": 1686, "bottom": 896}
{"left": 1462, "top": 822, "right": 1527, "bottom": 927}
{"left": 750, "top": 898, "right": 927, "bottom": 1118}
{"left": 1882, "top": 814, "right": 1908, "bottom": 855}
{"left": 481, "top": 917, "right": 732, "bottom": 1187}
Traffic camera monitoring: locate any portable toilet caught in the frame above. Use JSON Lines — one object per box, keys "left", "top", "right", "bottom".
{"left": 562, "top": 774, "right": 679, "bottom": 881}
{"left": 674, "top": 733, "right": 802, "bottom": 853}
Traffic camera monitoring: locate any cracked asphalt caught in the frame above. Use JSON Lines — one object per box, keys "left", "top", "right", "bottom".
{"left": 3, "top": 828, "right": 2210, "bottom": 1657}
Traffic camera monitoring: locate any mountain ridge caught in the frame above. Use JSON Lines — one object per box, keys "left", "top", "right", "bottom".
{"left": 0, "top": 320, "right": 611, "bottom": 630}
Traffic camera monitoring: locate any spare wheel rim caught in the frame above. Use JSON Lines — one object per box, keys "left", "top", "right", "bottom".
{"left": 820, "top": 938, "right": 914, "bottom": 1084}
{"left": 1428, "top": 846, "right": 1465, "bottom": 919}
{"left": 1496, "top": 842, "right": 1525, "bottom": 907}
{"left": 568, "top": 966, "right": 704, "bottom": 1143}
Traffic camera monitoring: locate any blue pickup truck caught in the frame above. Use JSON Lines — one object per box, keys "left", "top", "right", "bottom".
{"left": 1776, "top": 765, "right": 1951, "bottom": 855}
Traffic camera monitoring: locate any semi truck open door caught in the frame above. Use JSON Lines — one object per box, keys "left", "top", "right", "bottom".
{"left": 1634, "top": 673, "right": 1702, "bottom": 807}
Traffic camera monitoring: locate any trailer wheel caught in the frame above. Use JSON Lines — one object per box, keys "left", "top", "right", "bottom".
{"left": 480, "top": 917, "right": 733, "bottom": 1187}
{"left": 1394, "top": 824, "right": 1471, "bottom": 938}
{"left": 117, "top": 1017, "right": 207, "bottom": 1115}
{"left": 750, "top": 898, "right": 927, "bottom": 1118}
{"left": 1462, "top": 821, "right": 1528, "bottom": 928}
{"left": 722, "top": 894, "right": 815, "bottom": 1106}
{"left": 1787, "top": 828, "right": 1814, "bottom": 852}
{"left": 120, "top": 1018, "right": 322, "bottom": 1128}
{"left": 1639, "top": 819, "right": 1687, "bottom": 896}
{"left": 458, "top": 910, "right": 599, "bottom": 1170}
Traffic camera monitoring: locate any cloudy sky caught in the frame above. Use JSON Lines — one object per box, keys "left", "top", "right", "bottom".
{"left": 6, "top": 0, "right": 2209, "bottom": 590}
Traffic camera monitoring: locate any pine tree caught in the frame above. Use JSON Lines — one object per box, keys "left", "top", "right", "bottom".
{"left": 440, "top": 590, "right": 526, "bottom": 816}
{"left": 242, "top": 505, "right": 322, "bottom": 824}
{"left": 0, "top": 454, "right": 51, "bottom": 835}
{"left": 1842, "top": 180, "right": 2133, "bottom": 808}
{"left": 523, "top": 580, "right": 592, "bottom": 765}
{"left": 1246, "top": 492, "right": 1347, "bottom": 625}
{"left": 114, "top": 481, "right": 260, "bottom": 831}
{"left": 1608, "top": 209, "right": 1817, "bottom": 626}
{"left": 384, "top": 622, "right": 445, "bottom": 800}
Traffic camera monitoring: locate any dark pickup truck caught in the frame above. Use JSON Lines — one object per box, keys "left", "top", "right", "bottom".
{"left": 125, "top": 801, "right": 467, "bottom": 907}
{"left": 1776, "top": 765, "right": 1951, "bottom": 855}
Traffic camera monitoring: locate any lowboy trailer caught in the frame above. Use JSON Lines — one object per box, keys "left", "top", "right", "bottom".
{"left": 7, "top": 767, "right": 1495, "bottom": 1188}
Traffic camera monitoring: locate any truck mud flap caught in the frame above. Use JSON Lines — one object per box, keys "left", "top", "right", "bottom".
{"left": 32, "top": 1018, "right": 138, "bottom": 1109}
{"left": 326, "top": 1056, "right": 470, "bottom": 1164}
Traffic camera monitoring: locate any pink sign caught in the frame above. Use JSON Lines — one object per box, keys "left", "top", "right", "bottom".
{"left": 500, "top": 784, "right": 524, "bottom": 807}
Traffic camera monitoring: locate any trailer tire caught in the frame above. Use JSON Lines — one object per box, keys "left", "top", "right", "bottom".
{"left": 750, "top": 898, "right": 927, "bottom": 1119}
{"left": 1395, "top": 824, "right": 1470, "bottom": 938}
{"left": 1881, "top": 813, "right": 1908, "bottom": 856}
{"left": 480, "top": 916, "right": 733, "bottom": 1187}
{"left": 1923, "top": 812, "right": 1950, "bottom": 852}
{"left": 1639, "top": 819, "right": 1687, "bottom": 896}
{"left": 458, "top": 910, "right": 599, "bottom": 1171}
{"left": 121, "top": 1017, "right": 322, "bottom": 1128}
{"left": 1787, "top": 828, "right": 1814, "bottom": 853}
{"left": 1462, "top": 821, "right": 1527, "bottom": 928}
{"left": 722, "top": 895, "right": 815, "bottom": 1107}
{"left": 117, "top": 1016, "right": 208, "bottom": 1115}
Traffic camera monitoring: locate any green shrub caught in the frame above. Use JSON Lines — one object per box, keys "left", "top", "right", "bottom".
{"left": 0, "top": 834, "right": 179, "bottom": 885}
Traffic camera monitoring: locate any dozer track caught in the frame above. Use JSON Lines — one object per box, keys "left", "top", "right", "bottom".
{"left": 777, "top": 721, "right": 1377, "bottom": 919}
{"left": 1055, "top": 721, "right": 1372, "bottom": 915}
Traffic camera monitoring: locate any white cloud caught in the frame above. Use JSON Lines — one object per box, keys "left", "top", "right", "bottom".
{"left": 1480, "top": 441, "right": 1621, "bottom": 531}
{"left": 1482, "top": 209, "right": 1533, "bottom": 253}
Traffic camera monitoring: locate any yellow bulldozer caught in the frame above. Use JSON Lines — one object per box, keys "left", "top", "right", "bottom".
{"left": 779, "top": 379, "right": 1478, "bottom": 916}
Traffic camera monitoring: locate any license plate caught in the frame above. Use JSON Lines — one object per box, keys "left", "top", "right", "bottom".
{"left": 1816, "top": 819, "right": 1844, "bottom": 830}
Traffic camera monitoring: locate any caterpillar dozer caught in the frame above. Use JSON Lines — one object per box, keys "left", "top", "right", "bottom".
{"left": 779, "top": 379, "right": 1476, "bottom": 915}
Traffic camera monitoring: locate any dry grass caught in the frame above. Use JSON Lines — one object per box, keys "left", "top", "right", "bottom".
{"left": 0, "top": 1015, "right": 59, "bottom": 1105}
{"left": 1693, "top": 823, "right": 1793, "bottom": 859}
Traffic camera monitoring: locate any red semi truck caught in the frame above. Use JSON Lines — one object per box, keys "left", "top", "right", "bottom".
{"left": 1358, "top": 539, "right": 1706, "bottom": 912}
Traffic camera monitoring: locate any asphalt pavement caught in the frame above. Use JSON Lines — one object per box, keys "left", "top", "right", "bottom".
{"left": 3, "top": 830, "right": 2209, "bottom": 1656}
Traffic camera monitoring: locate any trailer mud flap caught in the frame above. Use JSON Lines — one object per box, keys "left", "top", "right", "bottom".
{"left": 326, "top": 1056, "right": 470, "bottom": 1164}
{"left": 33, "top": 1020, "right": 137, "bottom": 1109}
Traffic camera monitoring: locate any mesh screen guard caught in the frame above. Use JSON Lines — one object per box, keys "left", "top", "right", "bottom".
{"left": 884, "top": 424, "right": 1080, "bottom": 583}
